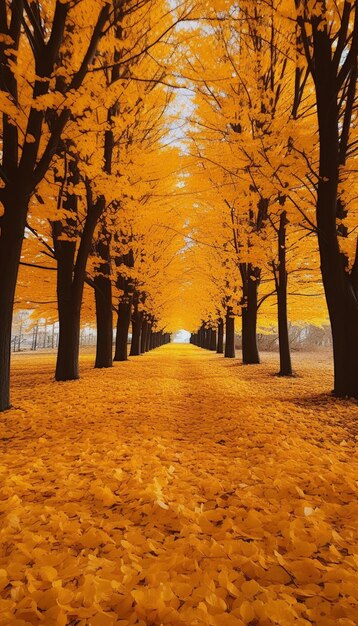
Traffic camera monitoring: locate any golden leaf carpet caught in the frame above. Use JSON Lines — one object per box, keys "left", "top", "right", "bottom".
{"left": 0, "top": 345, "right": 357, "bottom": 626}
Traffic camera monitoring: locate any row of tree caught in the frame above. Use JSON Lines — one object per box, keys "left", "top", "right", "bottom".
{"left": 178, "top": 0, "right": 358, "bottom": 393}
{"left": 1, "top": 0, "right": 357, "bottom": 410}
{"left": 0, "top": 0, "right": 191, "bottom": 411}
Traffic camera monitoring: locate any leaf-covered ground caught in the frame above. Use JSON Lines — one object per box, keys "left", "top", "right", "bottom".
{"left": 0, "top": 345, "right": 357, "bottom": 626}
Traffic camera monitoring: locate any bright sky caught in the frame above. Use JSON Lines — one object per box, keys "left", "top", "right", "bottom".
{"left": 172, "top": 329, "right": 191, "bottom": 342}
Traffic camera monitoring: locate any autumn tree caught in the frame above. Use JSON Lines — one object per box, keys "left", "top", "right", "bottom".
{"left": 294, "top": 0, "right": 358, "bottom": 397}
{"left": 0, "top": 0, "right": 111, "bottom": 410}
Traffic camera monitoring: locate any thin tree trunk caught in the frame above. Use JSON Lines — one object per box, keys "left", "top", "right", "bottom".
{"left": 146, "top": 321, "right": 152, "bottom": 352}
{"left": 55, "top": 240, "right": 81, "bottom": 380}
{"left": 114, "top": 297, "right": 132, "bottom": 361}
{"left": 130, "top": 305, "right": 142, "bottom": 356}
{"left": 32, "top": 322, "right": 39, "bottom": 351}
{"left": 93, "top": 229, "right": 113, "bottom": 369}
{"left": 224, "top": 307, "right": 235, "bottom": 358}
{"left": 242, "top": 266, "right": 260, "bottom": 364}
{"left": 217, "top": 318, "right": 224, "bottom": 354}
{"left": 210, "top": 328, "right": 217, "bottom": 351}
{"left": 94, "top": 273, "right": 113, "bottom": 368}
{"left": 200, "top": 326, "right": 204, "bottom": 348}
{"left": 141, "top": 318, "right": 148, "bottom": 353}
{"left": 0, "top": 196, "right": 28, "bottom": 410}
{"left": 42, "top": 320, "right": 47, "bottom": 349}
{"left": 18, "top": 316, "right": 23, "bottom": 352}
{"left": 277, "top": 212, "right": 292, "bottom": 376}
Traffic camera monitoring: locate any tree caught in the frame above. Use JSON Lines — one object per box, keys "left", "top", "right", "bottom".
{"left": 0, "top": 0, "right": 111, "bottom": 410}
{"left": 295, "top": 0, "right": 358, "bottom": 396}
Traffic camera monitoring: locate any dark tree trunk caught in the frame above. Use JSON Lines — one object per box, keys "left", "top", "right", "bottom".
{"left": 94, "top": 274, "right": 113, "bottom": 368}
{"left": 298, "top": 11, "right": 358, "bottom": 397}
{"left": 56, "top": 299, "right": 81, "bottom": 381}
{"left": 0, "top": 195, "right": 27, "bottom": 411}
{"left": 317, "top": 183, "right": 358, "bottom": 396}
{"left": 197, "top": 327, "right": 203, "bottom": 347}
{"left": 224, "top": 307, "right": 235, "bottom": 358}
{"left": 210, "top": 329, "right": 217, "bottom": 351}
{"left": 146, "top": 322, "right": 152, "bottom": 352}
{"left": 130, "top": 306, "right": 142, "bottom": 356}
{"left": 141, "top": 318, "right": 148, "bottom": 353}
{"left": 242, "top": 266, "right": 260, "bottom": 364}
{"left": 114, "top": 297, "right": 132, "bottom": 361}
{"left": 94, "top": 232, "right": 113, "bottom": 368}
{"left": 55, "top": 203, "right": 102, "bottom": 381}
{"left": 276, "top": 212, "right": 292, "bottom": 376}
{"left": 316, "top": 59, "right": 358, "bottom": 397}
{"left": 55, "top": 241, "right": 80, "bottom": 381}
{"left": 201, "top": 326, "right": 206, "bottom": 348}
{"left": 217, "top": 318, "right": 224, "bottom": 354}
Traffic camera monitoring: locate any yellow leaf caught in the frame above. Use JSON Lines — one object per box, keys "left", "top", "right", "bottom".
{"left": 39, "top": 566, "right": 58, "bottom": 582}
{"left": 239, "top": 600, "right": 255, "bottom": 622}
{"left": 205, "top": 592, "right": 227, "bottom": 611}
{"left": 241, "top": 579, "right": 260, "bottom": 598}
{"left": 324, "top": 583, "right": 340, "bottom": 599}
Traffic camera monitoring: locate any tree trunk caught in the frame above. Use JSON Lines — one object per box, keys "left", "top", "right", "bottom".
{"left": 114, "top": 297, "right": 132, "bottom": 361}
{"left": 54, "top": 200, "right": 103, "bottom": 381}
{"left": 210, "top": 329, "right": 217, "bottom": 351}
{"left": 130, "top": 306, "right": 142, "bottom": 356}
{"left": 317, "top": 185, "right": 358, "bottom": 396}
{"left": 242, "top": 266, "right": 260, "bottom": 364}
{"left": 217, "top": 318, "right": 224, "bottom": 354}
{"left": 277, "top": 212, "right": 292, "bottom": 376}
{"left": 141, "top": 318, "right": 148, "bottom": 353}
{"left": 0, "top": 195, "right": 28, "bottom": 411}
{"left": 94, "top": 273, "right": 113, "bottom": 368}
{"left": 146, "top": 322, "right": 152, "bottom": 352}
{"left": 55, "top": 241, "right": 81, "bottom": 381}
{"left": 55, "top": 299, "right": 81, "bottom": 381}
{"left": 316, "top": 52, "right": 358, "bottom": 396}
{"left": 197, "top": 327, "right": 203, "bottom": 348}
{"left": 224, "top": 307, "right": 235, "bottom": 358}
{"left": 303, "top": 18, "right": 358, "bottom": 397}
{"left": 94, "top": 231, "right": 113, "bottom": 369}
{"left": 32, "top": 323, "right": 39, "bottom": 351}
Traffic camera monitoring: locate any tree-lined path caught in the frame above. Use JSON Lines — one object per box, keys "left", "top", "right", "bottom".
{"left": 1, "top": 2, "right": 358, "bottom": 623}
{"left": 1, "top": 344, "right": 357, "bottom": 625}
